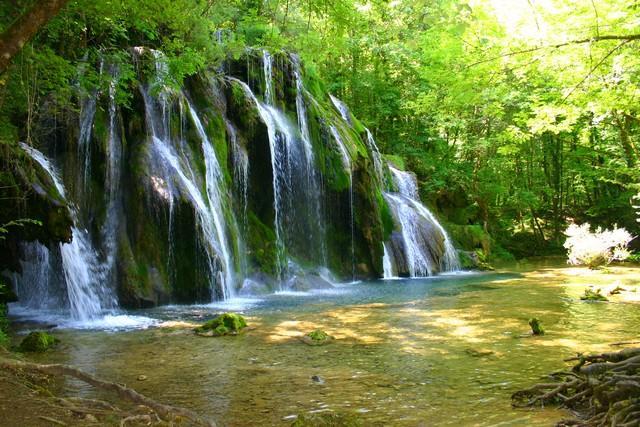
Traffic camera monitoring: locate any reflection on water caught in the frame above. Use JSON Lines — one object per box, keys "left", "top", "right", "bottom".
{"left": 19, "top": 264, "right": 640, "bottom": 426}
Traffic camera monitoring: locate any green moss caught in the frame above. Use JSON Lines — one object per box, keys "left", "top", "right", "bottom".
{"left": 307, "top": 329, "right": 328, "bottom": 341}
{"left": 378, "top": 191, "right": 394, "bottom": 240}
{"left": 580, "top": 288, "right": 608, "bottom": 302}
{"left": 302, "top": 329, "right": 333, "bottom": 346}
{"left": 195, "top": 313, "right": 247, "bottom": 336}
{"left": 384, "top": 154, "right": 406, "bottom": 170}
{"left": 528, "top": 318, "right": 545, "bottom": 335}
{"left": 246, "top": 211, "right": 278, "bottom": 275}
{"left": 19, "top": 331, "right": 59, "bottom": 352}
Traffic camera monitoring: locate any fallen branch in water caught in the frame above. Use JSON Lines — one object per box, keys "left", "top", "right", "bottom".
{"left": 512, "top": 347, "right": 640, "bottom": 426}
{"left": 0, "top": 357, "right": 215, "bottom": 427}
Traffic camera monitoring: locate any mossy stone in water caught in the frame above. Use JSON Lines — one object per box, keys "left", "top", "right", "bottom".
{"left": 302, "top": 329, "right": 333, "bottom": 346}
{"left": 528, "top": 318, "right": 545, "bottom": 335}
{"left": 580, "top": 288, "right": 608, "bottom": 301}
{"left": 19, "top": 331, "right": 59, "bottom": 352}
{"left": 195, "top": 313, "right": 247, "bottom": 337}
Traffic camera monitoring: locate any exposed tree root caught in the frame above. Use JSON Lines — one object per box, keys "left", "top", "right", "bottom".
{"left": 0, "top": 357, "right": 215, "bottom": 426}
{"left": 512, "top": 347, "right": 640, "bottom": 426}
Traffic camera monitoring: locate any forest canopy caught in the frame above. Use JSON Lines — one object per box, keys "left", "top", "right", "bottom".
{"left": 1, "top": 0, "right": 639, "bottom": 259}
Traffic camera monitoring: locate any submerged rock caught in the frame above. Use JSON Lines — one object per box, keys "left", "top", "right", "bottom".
{"left": 286, "top": 274, "right": 334, "bottom": 292}
{"left": 301, "top": 329, "right": 333, "bottom": 346}
{"left": 19, "top": 331, "right": 59, "bottom": 352}
{"left": 581, "top": 288, "right": 608, "bottom": 301}
{"left": 291, "top": 412, "right": 362, "bottom": 427}
{"left": 528, "top": 318, "right": 545, "bottom": 335}
{"left": 194, "top": 313, "right": 247, "bottom": 337}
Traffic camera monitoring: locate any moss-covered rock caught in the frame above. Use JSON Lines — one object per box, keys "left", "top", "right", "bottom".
{"left": 528, "top": 318, "right": 545, "bottom": 335}
{"left": 580, "top": 288, "right": 608, "bottom": 302}
{"left": 195, "top": 313, "right": 247, "bottom": 337}
{"left": 301, "top": 329, "right": 333, "bottom": 346}
{"left": 19, "top": 331, "right": 59, "bottom": 352}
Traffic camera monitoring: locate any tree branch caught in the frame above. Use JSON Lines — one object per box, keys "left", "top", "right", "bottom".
{"left": 0, "top": 0, "right": 70, "bottom": 73}
{"left": 466, "top": 33, "right": 640, "bottom": 69}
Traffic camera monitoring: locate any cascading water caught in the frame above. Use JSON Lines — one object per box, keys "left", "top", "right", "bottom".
{"left": 328, "top": 125, "right": 355, "bottom": 280}
{"left": 138, "top": 47, "right": 238, "bottom": 300}
{"left": 102, "top": 67, "right": 122, "bottom": 282}
{"left": 19, "top": 143, "right": 113, "bottom": 320}
{"left": 365, "top": 128, "right": 385, "bottom": 184}
{"left": 383, "top": 165, "right": 460, "bottom": 278}
{"left": 382, "top": 243, "right": 395, "bottom": 279}
{"left": 330, "top": 95, "right": 352, "bottom": 125}
{"left": 230, "top": 54, "right": 330, "bottom": 282}
{"left": 9, "top": 49, "right": 464, "bottom": 321}
{"left": 186, "top": 100, "right": 236, "bottom": 299}
{"left": 292, "top": 54, "right": 327, "bottom": 265}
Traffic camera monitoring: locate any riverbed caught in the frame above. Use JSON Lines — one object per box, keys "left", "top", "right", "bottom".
{"left": 11, "top": 262, "right": 640, "bottom": 426}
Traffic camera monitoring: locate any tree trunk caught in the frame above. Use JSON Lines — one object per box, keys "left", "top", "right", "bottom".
{"left": 0, "top": 0, "right": 70, "bottom": 73}
{"left": 615, "top": 113, "right": 638, "bottom": 168}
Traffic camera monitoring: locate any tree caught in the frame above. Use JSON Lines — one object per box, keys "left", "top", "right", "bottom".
{"left": 0, "top": 0, "right": 70, "bottom": 73}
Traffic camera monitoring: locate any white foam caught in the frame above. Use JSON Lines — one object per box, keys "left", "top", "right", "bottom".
{"left": 64, "top": 314, "right": 157, "bottom": 330}
{"left": 203, "top": 297, "right": 262, "bottom": 311}
{"left": 9, "top": 304, "right": 157, "bottom": 331}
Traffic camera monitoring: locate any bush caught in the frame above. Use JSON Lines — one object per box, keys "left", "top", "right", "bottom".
{"left": 563, "top": 223, "right": 634, "bottom": 268}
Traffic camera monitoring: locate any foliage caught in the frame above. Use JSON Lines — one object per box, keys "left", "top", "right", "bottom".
{"left": 1, "top": 0, "right": 640, "bottom": 259}
{"left": 0, "top": 219, "right": 42, "bottom": 240}
{"left": 564, "top": 223, "right": 634, "bottom": 268}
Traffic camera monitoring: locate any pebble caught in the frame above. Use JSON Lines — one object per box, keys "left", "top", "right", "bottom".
{"left": 137, "top": 375, "right": 148, "bottom": 381}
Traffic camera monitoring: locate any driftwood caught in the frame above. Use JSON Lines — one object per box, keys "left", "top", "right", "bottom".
{"left": 0, "top": 357, "right": 215, "bottom": 427}
{"left": 512, "top": 347, "right": 640, "bottom": 426}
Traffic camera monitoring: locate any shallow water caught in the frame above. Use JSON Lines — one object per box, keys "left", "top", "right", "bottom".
{"left": 15, "top": 263, "right": 640, "bottom": 426}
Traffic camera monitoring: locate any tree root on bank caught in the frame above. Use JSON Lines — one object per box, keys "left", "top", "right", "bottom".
{"left": 0, "top": 357, "right": 215, "bottom": 426}
{"left": 512, "top": 347, "right": 640, "bottom": 426}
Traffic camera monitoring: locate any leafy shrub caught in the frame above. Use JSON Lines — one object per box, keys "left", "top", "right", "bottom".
{"left": 564, "top": 223, "right": 634, "bottom": 268}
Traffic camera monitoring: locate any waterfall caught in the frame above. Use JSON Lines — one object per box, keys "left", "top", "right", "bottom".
{"left": 263, "top": 50, "right": 275, "bottom": 105}
{"left": 382, "top": 243, "right": 395, "bottom": 279}
{"left": 226, "top": 118, "right": 249, "bottom": 234}
{"left": 14, "top": 242, "right": 63, "bottom": 309}
{"left": 365, "top": 128, "right": 385, "bottom": 183}
{"left": 140, "top": 86, "right": 236, "bottom": 299}
{"left": 186, "top": 100, "right": 236, "bottom": 299}
{"left": 231, "top": 58, "right": 329, "bottom": 281}
{"left": 330, "top": 95, "right": 352, "bottom": 125}
{"left": 329, "top": 125, "right": 355, "bottom": 280}
{"left": 102, "top": 68, "right": 122, "bottom": 282}
{"left": 138, "top": 48, "right": 237, "bottom": 299}
{"left": 292, "top": 54, "right": 327, "bottom": 265}
{"left": 383, "top": 165, "right": 460, "bottom": 277}
{"left": 19, "top": 143, "right": 112, "bottom": 320}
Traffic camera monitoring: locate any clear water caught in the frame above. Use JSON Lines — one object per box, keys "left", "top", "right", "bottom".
{"left": 16, "top": 263, "right": 640, "bottom": 426}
